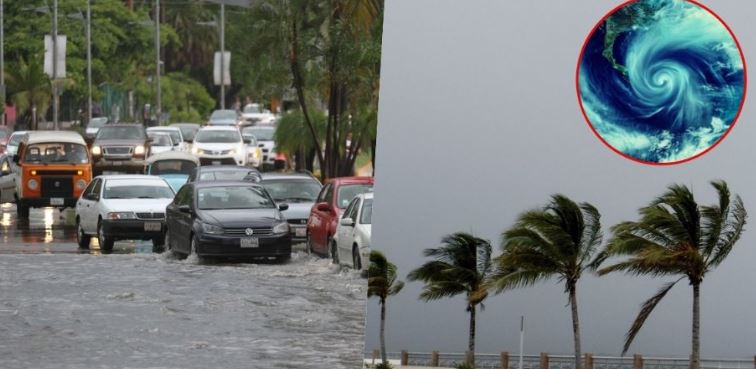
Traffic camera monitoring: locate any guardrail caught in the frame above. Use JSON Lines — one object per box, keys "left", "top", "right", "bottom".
{"left": 363, "top": 351, "right": 756, "bottom": 369}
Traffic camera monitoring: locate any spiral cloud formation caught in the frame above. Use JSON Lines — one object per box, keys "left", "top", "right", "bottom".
{"left": 579, "top": 0, "right": 745, "bottom": 163}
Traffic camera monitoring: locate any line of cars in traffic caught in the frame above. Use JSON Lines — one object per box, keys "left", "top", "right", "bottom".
{"left": 0, "top": 125, "right": 374, "bottom": 271}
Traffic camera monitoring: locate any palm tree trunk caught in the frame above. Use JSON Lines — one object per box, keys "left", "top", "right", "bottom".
{"left": 690, "top": 283, "right": 701, "bottom": 369}
{"left": 380, "top": 297, "right": 388, "bottom": 365}
{"left": 568, "top": 283, "right": 582, "bottom": 369}
{"left": 468, "top": 304, "right": 476, "bottom": 368}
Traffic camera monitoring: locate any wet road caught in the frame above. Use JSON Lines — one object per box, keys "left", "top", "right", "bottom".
{"left": 0, "top": 204, "right": 367, "bottom": 369}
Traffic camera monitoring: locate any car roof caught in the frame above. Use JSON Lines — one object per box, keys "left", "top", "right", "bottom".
{"left": 97, "top": 174, "right": 169, "bottom": 182}
{"left": 198, "top": 165, "right": 258, "bottom": 172}
{"left": 261, "top": 172, "right": 319, "bottom": 181}
{"left": 243, "top": 126, "right": 274, "bottom": 131}
{"left": 326, "top": 176, "right": 374, "bottom": 185}
{"left": 146, "top": 150, "right": 200, "bottom": 164}
{"left": 147, "top": 126, "right": 180, "bottom": 131}
{"left": 199, "top": 125, "right": 238, "bottom": 131}
{"left": 192, "top": 180, "right": 264, "bottom": 189}
{"left": 26, "top": 131, "right": 86, "bottom": 145}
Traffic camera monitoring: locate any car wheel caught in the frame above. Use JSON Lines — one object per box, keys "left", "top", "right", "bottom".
{"left": 16, "top": 203, "right": 29, "bottom": 219}
{"left": 305, "top": 234, "right": 314, "bottom": 255}
{"left": 152, "top": 234, "right": 165, "bottom": 253}
{"left": 97, "top": 221, "right": 114, "bottom": 252}
{"left": 330, "top": 240, "right": 339, "bottom": 265}
{"left": 164, "top": 228, "right": 173, "bottom": 252}
{"left": 76, "top": 218, "right": 91, "bottom": 249}
{"left": 353, "top": 246, "right": 361, "bottom": 270}
{"left": 276, "top": 254, "right": 291, "bottom": 264}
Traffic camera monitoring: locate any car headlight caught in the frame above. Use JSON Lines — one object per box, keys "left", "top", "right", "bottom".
{"left": 134, "top": 145, "right": 145, "bottom": 155}
{"left": 272, "top": 222, "right": 289, "bottom": 234}
{"left": 91, "top": 146, "right": 101, "bottom": 155}
{"left": 76, "top": 179, "right": 87, "bottom": 190}
{"left": 230, "top": 149, "right": 238, "bottom": 155}
{"left": 192, "top": 147, "right": 201, "bottom": 155}
{"left": 27, "top": 179, "right": 38, "bottom": 190}
{"left": 201, "top": 222, "right": 224, "bottom": 235}
{"left": 107, "top": 212, "right": 137, "bottom": 220}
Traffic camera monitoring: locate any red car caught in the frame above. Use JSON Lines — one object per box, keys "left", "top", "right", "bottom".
{"left": 306, "top": 176, "right": 374, "bottom": 257}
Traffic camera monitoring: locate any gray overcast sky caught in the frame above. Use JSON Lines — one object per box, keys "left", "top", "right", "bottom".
{"left": 366, "top": 0, "right": 756, "bottom": 358}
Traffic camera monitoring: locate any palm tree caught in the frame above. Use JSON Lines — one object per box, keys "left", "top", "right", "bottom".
{"left": 368, "top": 250, "right": 405, "bottom": 368}
{"left": 489, "top": 195, "right": 603, "bottom": 369}
{"left": 407, "top": 232, "right": 492, "bottom": 368}
{"left": 6, "top": 57, "right": 51, "bottom": 129}
{"left": 598, "top": 181, "right": 746, "bottom": 369}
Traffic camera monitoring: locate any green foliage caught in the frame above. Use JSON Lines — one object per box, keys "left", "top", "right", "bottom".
{"left": 274, "top": 110, "right": 327, "bottom": 156}
{"left": 6, "top": 57, "right": 51, "bottom": 125}
{"left": 599, "top": 180, "right": 747, "bottom": 355}
{"left": 160, "top": 72, "right": 215, "bottom": 123}
{"left": 368, "top": 251, "right": 404, "bottom": 300}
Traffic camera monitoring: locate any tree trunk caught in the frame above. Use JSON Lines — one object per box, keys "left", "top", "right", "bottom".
{"left": 468, "top": 304, "right": 476, "bottom": 368}
{"left": 380, "top": 297, "right": 388, "bottom": 365}
{"left": 569, "top": 283, "right": 582, "bottom": 369}
{"left": 690, "top": 283, "right": 701, "bottom": 369}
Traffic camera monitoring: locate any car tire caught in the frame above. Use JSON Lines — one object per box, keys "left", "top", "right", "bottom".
{"left": 190, "top": 236, "right": 201, "bottom": 261}
{"left": 97, "top": 221, "right": 114, "bottom": 252}
{"left": 276, "top": 254, "right": 291, "bottom": 264}
{"left": 305, "top": 234, "right": 314, "bottom": 255}
{"left": 16, "top": 203, "right": 29, "bottom": 219}
{"left": 76, "top": 218, "right": 91, "bottom": 249}
{"left": 330, "top": 240, "right": 339, "bottom": 265}
{"left": 164, "top": 228, "right": 173, "bottom": 252}
{"left": 353, "top": 246, "right": 361, "bottom": 270}
{"left": 152, "top": 235, "right": 165, "bottom": 253}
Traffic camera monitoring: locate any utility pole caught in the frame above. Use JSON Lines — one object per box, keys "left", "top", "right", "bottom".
{"left": 220, "top": 3, "right": 225, "bottom": 109}
{"left": 518, "top": 316, "right": 525, "bottom": 369}
{"left": 52, "top": 0, "right": 59, "bottom": 130}
{"left": 154, "top": 0, "right": 161, "bottom": 125}
{"left": 86, "top": 0, "right": 92, "bottom": 124}
{"left": 1, "top": 0, "right": 5, "bottom": 127}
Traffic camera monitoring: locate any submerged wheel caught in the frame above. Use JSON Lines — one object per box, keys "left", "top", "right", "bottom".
{"left": 76, "top": 218, "right": 91, "bottom": 249}
{"left": 330, "top": 240, "right": 339, "bottom": 265}
{"left": 97, "top": 221, "right": 114, "bottom": 252}
{"left": 353, "top": 246, "right": 361, "bottom": 270}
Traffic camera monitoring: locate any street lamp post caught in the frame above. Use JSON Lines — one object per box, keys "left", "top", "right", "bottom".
{"left": 154, "top": 0, "right": 161, "bottom": 125}
{"left": 1, "top": 0, "right": 5, "bottom": 127}
{"left": 86, "top": 0, "right": 92, "bottom": 124}
{"left": 52, "top": 0, "right": 59, "bottom": 130}
{"left": 220, "top": 3, "right": 225, "bottom": 109}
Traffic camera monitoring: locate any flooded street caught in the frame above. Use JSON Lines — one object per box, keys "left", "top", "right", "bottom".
{"left": 0, "top": 204, "right": 367, "bottom": 369}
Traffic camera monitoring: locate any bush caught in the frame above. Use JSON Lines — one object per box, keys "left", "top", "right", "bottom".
{"left": 455, "top": 363, "right": 475, "bottom": 369}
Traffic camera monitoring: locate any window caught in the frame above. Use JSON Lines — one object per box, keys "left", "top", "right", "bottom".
{"left": 150, "top": 160, "right": 197, "bottom": 176}
{"left": 197, "top": 186, "right": 275, "bottom": 210}
{"left": 359, "top": 198, "right": 373, "bottom": 224}
{"left": 242, "top": 127, "right": 274, "bottom": 141}
{"left": 323, "top": 184, "right": 334, "bottom": 206}
{"left": 343, "top": 198, "right": 359, "bottom": 220}
{"left": 194, "top": 130, "right": 241, "bottom": 143}
{"left": 96, "top": 126, "right": 145, "bottom": 140}
{"left": 173, "top": 185, "right": 192, "bottom": 206}
{"left": 261, "top": 179, "right": 321, "bottom": 203}
{"left": 199, "top": 170, "right": 258, "bottom": 182}
{"left": 82, "top": 179, "right": 98, "bottom": 198}
{"left": 316, "top": 184, "right": 330, "bottom": 203}
{"left": 335, "top": 184, "right": 372, "bottom": 209}
{"left": 103, "top": 180, "right": 174, "bottom": 199}
{"left": 92, "top": 179, "right": 103, "bottom": 198}
{"left": 23, "top": 143, "right": 89, "bottom": 164}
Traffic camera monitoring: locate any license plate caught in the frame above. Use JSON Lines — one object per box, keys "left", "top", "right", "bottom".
{"left": 295, "top": 228, "right": 306, "bottom": 237}
{"left": 240, "top": 237, "right": 259, "bottom": 248}
{"left": 50, "top": 198, "right": 64, "bottom": 206}
{"left": 112, "top": 161, "right": 123, "bottom": 166}
{"left": 212, "top": 160, "right": 221, "bottom": 165}
{"left": 144, "top": 222, "right": 161, "bottom": 231}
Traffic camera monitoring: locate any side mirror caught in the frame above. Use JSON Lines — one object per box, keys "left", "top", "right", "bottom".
{"left": 316, "top": 202, "right": 330, "bottom": 212}
{"left": 178, "top": 204, "right": 192, "bottom": 214}
{"left": 278, "top": 203, "right": 289, "bottom": 211}
{"left": 85, "top": 193, "right": 99, "bottom": 201}
{"left": 340, "top": 218, "right": 355, "bottom": 227}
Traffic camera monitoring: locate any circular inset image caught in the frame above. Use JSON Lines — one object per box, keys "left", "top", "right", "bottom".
{"left": 577, "top": 0, "right": 746, "bottom": 165}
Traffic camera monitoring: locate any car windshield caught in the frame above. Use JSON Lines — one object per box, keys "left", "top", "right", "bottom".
{"left": 199, "top": 169, "right": 260, "bottom": 182}
{"left": 173, "top": 125, "right": 198, "bottom": 141}
{"left": 194, "top": 130, "right": 241, "bottom": 143}
{"left": 262, "top": 179, "right": 321, "bottom": 203}
{"left": 243, "top": 104, "right": 261, "bottom": 113}
{"left": 23, "top": 143, "right": 89, "bottom": 164}
{"left": 336, "top": 184, "right": 373, "bottom": 209}
{"left": 103, "top": 180, "right": 174, "bottom": 199}
{"left": 152, "top": 130, "right": 181, "bottom": 145}
{"left": 242, "top": 134, "right": 258, "bottom": 145}
{"left": 210, "top": 110, "right": 237, "bottom": 120}
{"left": 87, "top": 118, "right": 108, "bottom": 129}
{"left": 150, "top": 160, "right": 197, "bottom": 175}
{"left": 8, "top": 134, "right": 25, "bottom": 146}
{"left": 148, "top": 133, "right": 172, "bottom": 146}
{"left": 360, "top": 198, "right": 373, "bottom": 224}
{"left": 96, "top": 126, "right": 144, "bottom": 140}
{"left": 242, "top": 127, "right": 274, "bottom": 141}
{"left": 197, "top": 186, "right": 275, "bottom": 210}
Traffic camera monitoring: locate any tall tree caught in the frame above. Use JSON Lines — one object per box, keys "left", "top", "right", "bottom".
{"left": 6, "top": 57, "right": 51, "bottom": 129}
{"left": 489, "top": 195, "right": 603, "bottom": 369}
{"left": 407, "top": 232, "right": 492, "bottom": 368}
{"left": 368, "top": 250, "right": 404, "bottom": 368}
{"left": 598, "top": 181, "right": 746, "bottom": 369}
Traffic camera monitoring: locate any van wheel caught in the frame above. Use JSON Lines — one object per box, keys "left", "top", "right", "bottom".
{"left": 97, "top": 221, "right": 114, "bottom": 252}
{"left": 330, "top": 240, "right": 339, "bottom": 265}
{"left": 76, "top": 218, "right": 91, "bottom": 249}
{"left": 17, "top": 203, "right": 29, "bottom": 218}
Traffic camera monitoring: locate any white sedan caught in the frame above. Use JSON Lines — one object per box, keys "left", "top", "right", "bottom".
{"left": 191, "top": 126, "right": 247, "bottom": 166}
{"left": 147, "top": 126, "right": 187, "bottom": 152}
{"left": 332, "top": 192, "right": 372, "bottom": 273}
{"left": 75, "top": 175, "right": 175, "bottom": 252}
{"left": 0, "top": 154, "right": 17, "bottom": 204}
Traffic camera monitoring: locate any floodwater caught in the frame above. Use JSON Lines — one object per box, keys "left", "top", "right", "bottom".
{"left": 0, "top": 205, "right": 367, "bottom": 368}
